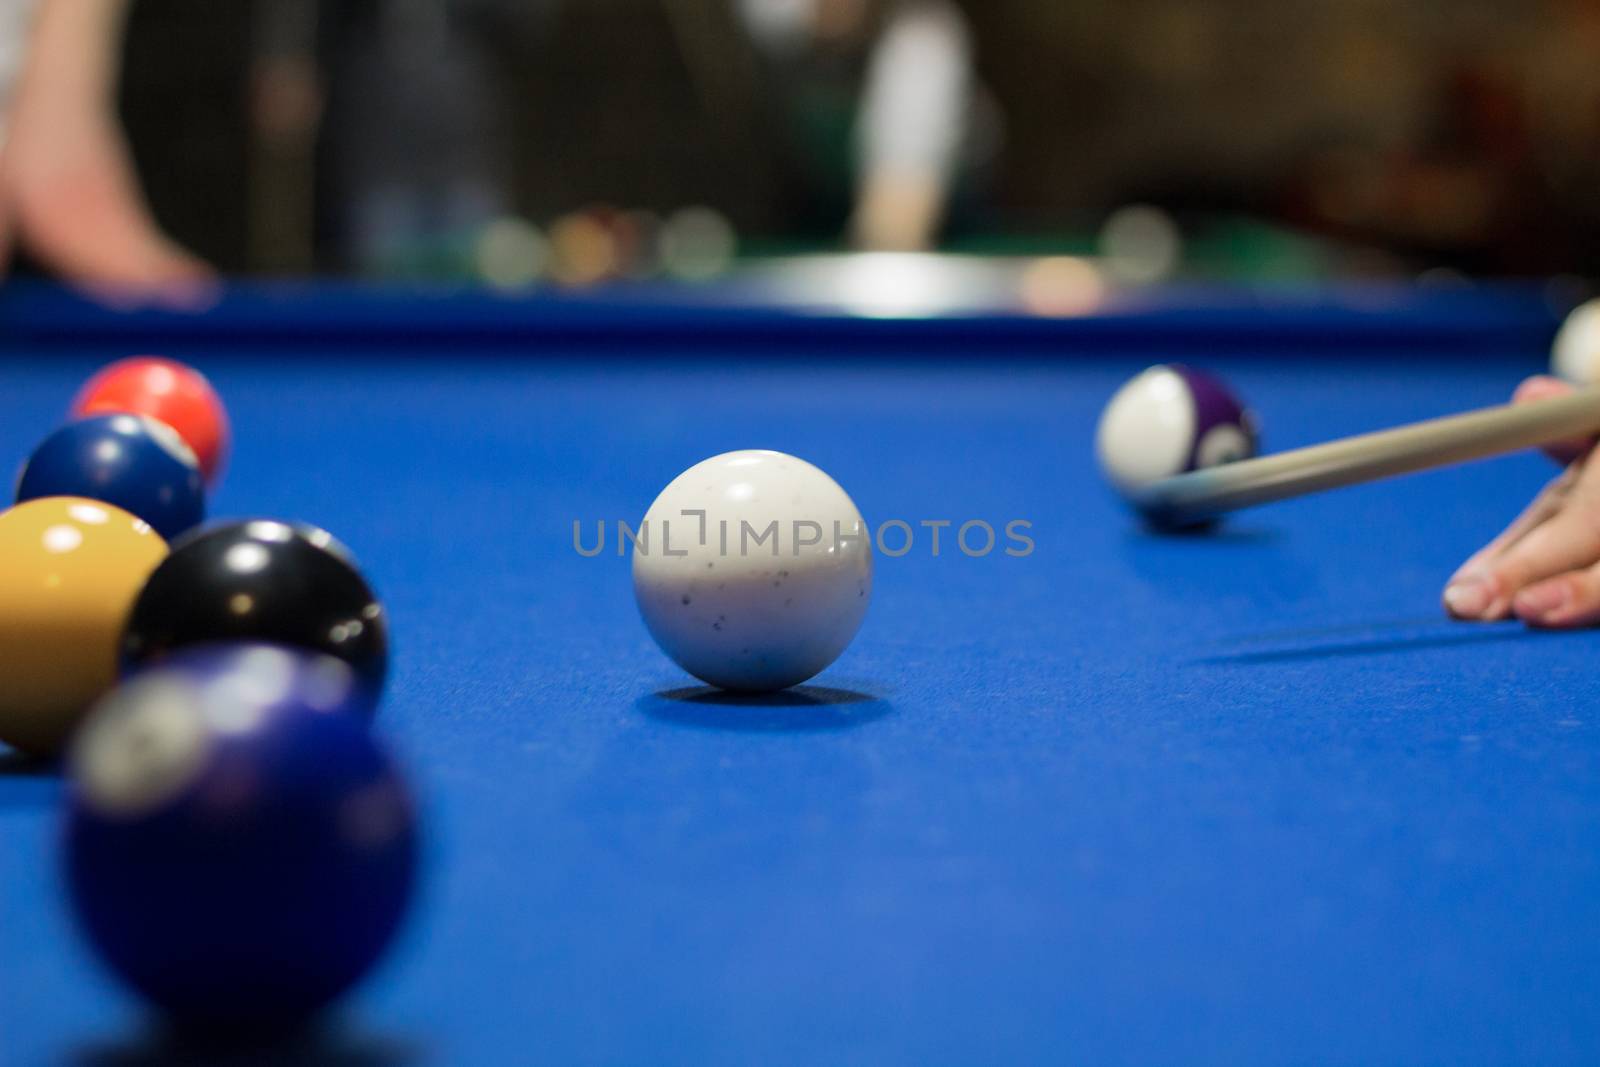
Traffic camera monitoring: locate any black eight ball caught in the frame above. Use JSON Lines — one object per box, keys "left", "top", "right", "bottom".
{"left": 120, "top": 520, "right": 389, "bottom": 692}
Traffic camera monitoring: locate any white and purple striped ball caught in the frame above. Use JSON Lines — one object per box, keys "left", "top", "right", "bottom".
{"left": 1095, "top": 364, "right": 1258, "bottom": 496}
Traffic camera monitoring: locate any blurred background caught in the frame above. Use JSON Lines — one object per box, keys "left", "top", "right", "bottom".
{"left": 108, "top": 0, "right": 1600, "bottom": 288}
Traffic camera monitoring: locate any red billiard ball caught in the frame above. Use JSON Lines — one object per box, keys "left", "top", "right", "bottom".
{"left": 71, "top": 357, "right": 230, "bottom": 484}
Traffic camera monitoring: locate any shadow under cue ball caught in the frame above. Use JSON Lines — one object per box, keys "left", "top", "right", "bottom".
{"left": 120, "top": 520, "right": 389, "bottom": 695}
{"left": 633, "top": 449, "right": 873, "bottom": 692}
{"left": 0, "top": 497, "right": 168, "bottom": 756}
{"left": 64, "top": 648, "right": 416, "bottom": 1028}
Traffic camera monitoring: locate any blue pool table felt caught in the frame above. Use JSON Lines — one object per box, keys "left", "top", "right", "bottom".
{"left": 1, "top": 283, "right": 1598, "bottom": 1066}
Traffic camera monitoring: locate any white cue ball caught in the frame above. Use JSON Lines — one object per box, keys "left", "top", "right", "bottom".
{"left": 633, "top": 450, "right": 873, "bottom": 691}
{"left": 1552, "top": 297, "right": 1600, "bottom": 385}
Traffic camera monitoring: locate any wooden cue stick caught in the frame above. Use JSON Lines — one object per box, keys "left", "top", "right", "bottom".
{"left": 1134, "top": 386, "right": 1600, "bottom": 526}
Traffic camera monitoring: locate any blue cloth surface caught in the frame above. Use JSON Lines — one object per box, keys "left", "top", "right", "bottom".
{"left": 0, "top": 288, "right": 1596, "bottom": 1066}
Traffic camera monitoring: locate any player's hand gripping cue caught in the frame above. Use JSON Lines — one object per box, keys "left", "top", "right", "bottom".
{"left": 1444, "top": 376, "right": 1600, "bottom": 627}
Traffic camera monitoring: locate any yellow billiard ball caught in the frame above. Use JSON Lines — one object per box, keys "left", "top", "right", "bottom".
{"left": 0, "top": 498, "right": 167, "bottom": 756}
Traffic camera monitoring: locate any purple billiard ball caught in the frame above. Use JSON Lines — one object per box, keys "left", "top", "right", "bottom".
{"left": 63, "top": 643, "right": 415, "bottom": 1028}
{"left": 1095, "top": 364, "right": 1259, "bottom": 496}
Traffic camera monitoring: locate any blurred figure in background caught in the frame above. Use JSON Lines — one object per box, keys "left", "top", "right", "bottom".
{"left": 320, "top": 0, "right": 515, "bottom": 276}
{"left": 312, "top": 0, "right": 986, "bottom": 276}
{"left": 0, "top": 0, "right": 208, "bottom": 293}
{"left": 315, "top": 0, "right": 983, "bottom": 274}
{"left": 16, "top": 1, "right": 1600, "bottom": 282}
{"left": 736, "top": 0, "right": 978, "bottom": 251}
{"left": 0, "top": 0, "right": 986, "bottom": 283}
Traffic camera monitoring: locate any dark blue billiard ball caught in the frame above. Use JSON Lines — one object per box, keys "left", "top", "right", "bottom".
{"left": 64, "top": 643, "right": 416, "bottom": 1028}
{"left": 16, "top": 413, "right": 205, "bottom": 541}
